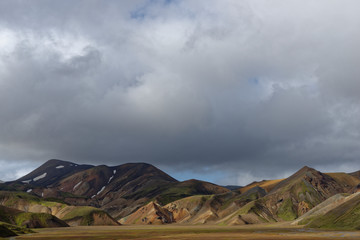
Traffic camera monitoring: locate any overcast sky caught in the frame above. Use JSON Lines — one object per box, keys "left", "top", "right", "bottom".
{"left": 0, "top": 0, "right": 360, "bottom": 185}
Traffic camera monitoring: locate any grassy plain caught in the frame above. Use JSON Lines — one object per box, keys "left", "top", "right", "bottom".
{"left": 3, "top": 223, "right": 360, "bottom": 240}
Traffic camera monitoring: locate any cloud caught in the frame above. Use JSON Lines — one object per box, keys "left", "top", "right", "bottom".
{"left": 0, "top": 0, "right": 360, "bottom": 183}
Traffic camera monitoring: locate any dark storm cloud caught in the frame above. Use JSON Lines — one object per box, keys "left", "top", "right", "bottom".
{"left": 0, "top": 0, "right": 360, "bottom": 184}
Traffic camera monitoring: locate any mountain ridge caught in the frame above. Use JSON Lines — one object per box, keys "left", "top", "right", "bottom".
{"left": 3, "top": 159, "right": 229, "bottom": 220}
{"left": 2, "top": 160, "right": 360, "bottom": 230}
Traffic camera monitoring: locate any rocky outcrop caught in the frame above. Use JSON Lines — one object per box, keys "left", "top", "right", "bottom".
{"left": 121, "top": 202, "right": 173, "bottom": 225}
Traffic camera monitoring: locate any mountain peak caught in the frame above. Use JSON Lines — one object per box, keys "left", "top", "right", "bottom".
{"left": 298, "top": 165, "right": 316, "bottom": 173}
{"left": 33, "top": 159, "right": 90, "bottom": 171}
{"left": 17, "top": 159, "right": 94, "bottom": 186}
{"left": 45, "top": 159, "right": 76, "bottom": 165}
{"left": 288, "top": 165, "right": 319, "bottom": 179}
{"left": 268, "top": 166, "right": 320, "bottom": 194}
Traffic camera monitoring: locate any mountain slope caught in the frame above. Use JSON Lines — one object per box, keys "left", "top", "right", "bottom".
{"left": 56, "top": 162, "right": 178, "bottom": 200}
{"left": 349, "top": 170, "right": 360, "bottom": 179}
{"left": 0, "top": 221, "right": 34, "bottom": 236}
{"left": 0, "top": 205, "right": 68, "bottom": 228}
{"left": 304, "top": 192, "right": 360, "bottom": 230}
{"left": 58, "top": 206, "right": 120, "bottom": 226}
{"left": 165, "top": 186, "right": 274, "bottom": 225}
{"left": 0, "top": 191, "right": 119, "bottom": 226}
{"left": 122, "top": 186, "right": 269, "bottom": 225}
{"left": 326, "top": 172, "right": 360, "bottom": 191}
{"left": 155, "top": 179, "right": 230, "bottom": 205}
{"left": 101, "top": 178, "right": 229, "bottom": 220}
{"left": 121, "top": 201, "right": 173, "bottom": 225}
{"left": 238, "top": 179, "right": 284, "bottom": 194}
{"left": 293, "top": 193, "right": 351, "bottom": 225}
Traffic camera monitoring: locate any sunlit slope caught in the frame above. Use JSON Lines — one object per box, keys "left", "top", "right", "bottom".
{"left": 0, "top": 205, "right": 68, "bottom": 228}
{"left": 304, "top": 192, "right": 360, "bottom": 230}
{"left": 0, "top": 191, "right": 119, "bottom": 226}
{"left": 238, "top": 179, "right": 284, "bottom": 193}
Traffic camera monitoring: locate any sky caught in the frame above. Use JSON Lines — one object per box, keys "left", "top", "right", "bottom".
{"left": 0, "top": 0, "right": 360, "bottom": 186}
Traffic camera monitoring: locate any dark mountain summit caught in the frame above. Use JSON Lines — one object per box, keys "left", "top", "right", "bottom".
{"left": 16, "top": 159, "right": 93, "bottom": 187}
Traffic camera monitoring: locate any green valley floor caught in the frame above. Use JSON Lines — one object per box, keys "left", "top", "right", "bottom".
{"left": 5, "top": 223, "right": 360, "bottom": 240}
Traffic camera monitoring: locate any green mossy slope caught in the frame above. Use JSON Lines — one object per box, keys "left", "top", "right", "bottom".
{"left": 306, "top": 193, "right": 360, "bottom": 230}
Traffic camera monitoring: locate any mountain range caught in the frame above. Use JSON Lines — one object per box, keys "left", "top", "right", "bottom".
{"left": 1, "top": 159, "right": 360, "bottom": 235}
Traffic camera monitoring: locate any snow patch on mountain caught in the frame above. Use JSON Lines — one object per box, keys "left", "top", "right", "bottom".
{"left": 97, "top": 186, "right": 105, "bottom": 195}
{"left": 22, "top": 180, "right": 31, "bottom": 184}
{"left": 27, "top": 189, "right": 32, "bottom": 193}
{"left": 113, "top": 170, "right": 116, "bottom": 175}
{"left": 108, "top": 176, "right": 114, "bottom": 183}
{"left": 56, "top": 165, "right": 64, "bottom": 169}
{"left": 73, "top": 181, "right": 82, "bottom": 190}
{"left": 33, "top": 173, "right": 47, "bottom": 181}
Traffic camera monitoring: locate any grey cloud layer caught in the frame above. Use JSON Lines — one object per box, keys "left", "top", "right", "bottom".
{"left": 0, "top": 0, "right": 360, "bottom": 184}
